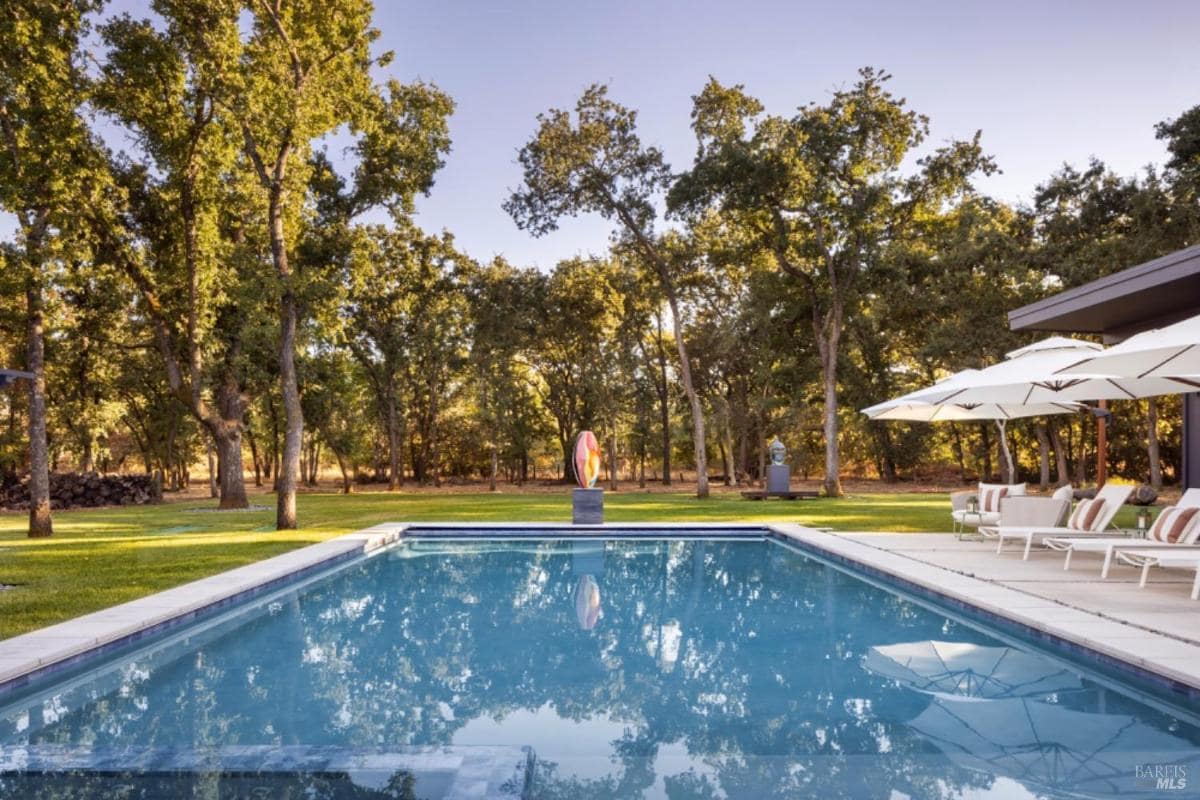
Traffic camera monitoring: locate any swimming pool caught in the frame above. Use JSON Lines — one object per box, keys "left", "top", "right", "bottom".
{"left": 2, "top": 531, "right": 1198, "bottom": 798}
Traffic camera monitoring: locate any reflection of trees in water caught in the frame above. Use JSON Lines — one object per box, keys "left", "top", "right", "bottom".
{"left": 0, "top": 769, "right": 419, "bottom": 799}
{"left": 4, "top": 540, "right": 1195, "bottom": 799}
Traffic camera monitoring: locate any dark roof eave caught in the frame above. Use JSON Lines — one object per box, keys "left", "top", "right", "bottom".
{"left": 1008, "top": 242, "right": 1200, "bottom": 335}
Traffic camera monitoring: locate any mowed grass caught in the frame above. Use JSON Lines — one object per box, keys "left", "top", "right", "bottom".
{"left": 0, "top": 488, "right": 1139, "bottom": 640}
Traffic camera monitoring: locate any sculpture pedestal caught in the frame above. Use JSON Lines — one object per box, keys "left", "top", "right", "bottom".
{"left": 572, "top": 488, "right": 604, "bottom": 525}
{"left": 766, "top": 464, "right": 791, "bottom": 495}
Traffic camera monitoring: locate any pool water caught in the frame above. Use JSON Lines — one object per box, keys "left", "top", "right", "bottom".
{"left": 2, "top": 535, "right": 1199, "bottom": 799}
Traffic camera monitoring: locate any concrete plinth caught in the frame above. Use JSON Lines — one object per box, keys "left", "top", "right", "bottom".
{"left": 767, "top": 464, "right": 791, "bottom": 495}
{"left": 572, "top": 488, "right": 604, "bottom": 525}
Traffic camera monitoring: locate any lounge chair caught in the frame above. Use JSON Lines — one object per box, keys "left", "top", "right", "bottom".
{"left": 1114, "top": 548, "right": 1200, "bottom": 599}
{"left": 1045, "top": 488, "right": 1200, "bottom": 577}
{"left": 982, "top": 483, "right": 1134, "bottom": 560}
{"left": 950, "top": 482, "right": 1027, "bottom": 534}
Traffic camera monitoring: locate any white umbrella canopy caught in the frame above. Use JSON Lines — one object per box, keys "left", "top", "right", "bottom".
{"left": 862, "top": 368, "right": 1084, "bottom": 480}
{"left": 1056, "top": 311, "right": 1200, "bottom": 385}
{"left": 864, "top": 640, "right": 1083, "bottom": 700}
{"left": 865, "top": 399, "right": 1083, "bottom": 422}
{"left": 910, "top": 696, "right": 1200, "bottom": 798}
{"left": 908, "top": 337, "right": 1187, "bottom": 405}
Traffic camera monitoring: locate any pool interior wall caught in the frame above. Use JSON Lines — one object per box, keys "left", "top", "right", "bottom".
{"left": 2, "top": 529, "right": 1199, "bottom": 799}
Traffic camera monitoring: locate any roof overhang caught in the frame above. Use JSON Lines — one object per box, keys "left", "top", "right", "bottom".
{"left": 1008, "top": 243, "right": 1200, "bottom": 343}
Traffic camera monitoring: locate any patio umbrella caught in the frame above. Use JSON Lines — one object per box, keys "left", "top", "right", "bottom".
{"left": 1055, "top": 311, "right": 1200, "bottom": 384}
{"left": 0, "top": 368, "right": 34, "bottom": 390}
{"left": 906, "top": 337, "right": 1186, "bottom": 406}
{"left": 864, "top": 640, "right": 1082, "bottom": 699}
{"left": 862, "top": 371, "right": 1084, "bottom": 481}
{"left": 910, "top": 695, "right": 1200, "bottom": 797}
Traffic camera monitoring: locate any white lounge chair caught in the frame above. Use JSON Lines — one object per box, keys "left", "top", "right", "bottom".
{"left": 950, "top": 482, "right": 1027, "bottom": 534}
{"left": 983, "top": 483, "right": 1134, "bottom": 560}
{"left": 1115, "top": 548, "right": 1200, "bottom": 599}
{"left": 1045, "top": 488, "right": 1200, "bottom": 577}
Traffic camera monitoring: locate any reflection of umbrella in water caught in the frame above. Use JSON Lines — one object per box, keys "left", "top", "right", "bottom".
{"left": 574, "top": 575, "right": 601, "bottom": 630}
{"left": 911, "top": 696, "right": 1200, "bottom": 798}
{"left": 865, "top": 640, "right": 1083, "bottom": 699}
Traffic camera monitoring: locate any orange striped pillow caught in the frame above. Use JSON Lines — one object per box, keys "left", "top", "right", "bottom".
{"left": 982, "top": 487, "right": 1008, "bottom": 513}
{"left": 1081, "top": 498, "right": 1106, "bottom": 531}
{"left": 1067, "top": 499, "right": 1092, "bottom": 531}
{"left": 1149, "top": 507, "right": 1200, "bottom": 543}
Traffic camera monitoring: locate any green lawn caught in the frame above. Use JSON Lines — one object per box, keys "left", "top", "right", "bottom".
{"left": 0, "top": 489, "right": 1138, "bottom": 640}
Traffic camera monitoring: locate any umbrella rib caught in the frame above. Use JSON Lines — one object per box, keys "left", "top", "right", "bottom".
{"left": 936, "top": 387, "right": 967, "bottom": 404}
{"left": 1138, "top": 344, "right": 1195, "bottom": 378}
{"left": 1104, "top": 378, "right": 1138, "bottom": 400}
{"left": 1053, "top": 356, "right": 1091, "bottom": 375}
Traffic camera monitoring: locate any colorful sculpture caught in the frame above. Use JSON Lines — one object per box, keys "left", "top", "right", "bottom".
{"left": 573, "top": 430, "right": 601, "bottom": 488}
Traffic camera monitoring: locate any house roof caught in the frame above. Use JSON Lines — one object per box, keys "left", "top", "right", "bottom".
{"left": 1008, "top": 243, "right": 1200, "bottom": 342}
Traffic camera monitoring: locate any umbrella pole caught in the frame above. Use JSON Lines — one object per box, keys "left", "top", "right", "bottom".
{"left": 995, "top": 420, "right": 1015, "bottom": 483}
{"left": 1096, "top": 399, "right": 1108, "bottom": 488}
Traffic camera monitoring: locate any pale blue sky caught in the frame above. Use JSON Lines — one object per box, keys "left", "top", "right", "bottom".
{"left": 8, "top": 1, "right": 1200, "bottom": 270}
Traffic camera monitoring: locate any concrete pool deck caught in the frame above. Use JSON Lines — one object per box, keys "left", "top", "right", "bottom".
{"left": 1, "top": 522, "right": 1198, "bottom": 701}
{"left": 772, "top": 525, "right": 1200, "bottom": 695}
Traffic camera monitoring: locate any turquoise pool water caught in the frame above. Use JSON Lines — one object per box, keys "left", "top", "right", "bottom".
{"left": 2, "top": 535, "right": 1199, "bottom": 799}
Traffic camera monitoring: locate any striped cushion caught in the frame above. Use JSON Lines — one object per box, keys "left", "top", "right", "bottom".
{"left": 1068, "top": 498, "right": 1106, "bottom": 532}
{"left": 981, "top": 487, "right": 1009, "bottom": 513}
{"left": 1081, "top": 498, "right": 1106, "bottom": 531}
{"left": 1067, "top": 499, "right": 1092, "bottom": 531}
{"left": 1148, "top": 507, "right": 1200, "bottom": 543}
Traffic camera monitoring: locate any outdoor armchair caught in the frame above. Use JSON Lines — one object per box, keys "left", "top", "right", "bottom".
{"left": 950, "top": 482, "right": 1027, "bottom": 533}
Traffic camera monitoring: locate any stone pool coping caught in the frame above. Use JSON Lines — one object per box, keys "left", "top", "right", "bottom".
{"left": 2, "top": 521, "right": 1199, "bottom": 698}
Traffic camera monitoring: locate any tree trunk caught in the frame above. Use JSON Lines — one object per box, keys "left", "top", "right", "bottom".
{"left": 653, "top": 314, "right": 671, "bottom": 486}
{"left": 1074, "top": 417, "right": 1088, "bottom": 486}
{"left": 608, "top": 431, "right": 618, "bottom": 491}
{"left": 816, "top": 323, "right": 843, "bottom": 497}
{"left": 639, "top": 436, "right": 646, "bottom": 489}
{"left": 489, "top": 443, "right": 498, "bottom": 492}
{"left": 246, "top": 425, "right": 263, "bottom": 487}
{"left": 387, "top": 372, "right": 402, "bottom": 489}
{"left": 1049, "top": 420, "right": 1068, "bottom": 485}
{"left": 26, "top": 282, "right": 52, "bottom": 538}
{"left": 656, "top": 286, "right": 707, "bottom": 498}
{"left": 207, "top": 439, "right": 219, "bottom": 498}
{"left": 270, "top": 188, "right": 302, "bottom": 530}
{"left": 1148, "top": 397, "right": 1162, "bottom": 490}
{"left": 980, "top": 423, "right": 992, "bottom": 482}
{"left": 950, "top": 424, "right": 966, "bottom": 482}
{"left": 212, "top": 426, "right": 248, "bottom": 508}
{"left": 758, "top": 426, "right": 767, "bottom": 488}
{"left": 79, "top": 432, "right": 94, "bottom": 473}
{"left": 334, "top": 449, "right": 351, "bottom": 494}
{"left": 428, "top": 389, "right": 442, "bottom": 488}
{"left": 1036, "top": 423, "right": 1051, "bottom": 489}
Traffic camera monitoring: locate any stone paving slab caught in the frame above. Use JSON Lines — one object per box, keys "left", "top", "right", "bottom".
{"left": 770, "top": 525, "right": 1200, "bottom": 691}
